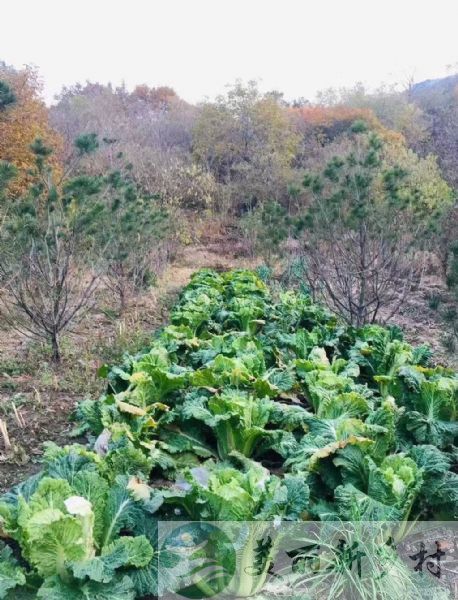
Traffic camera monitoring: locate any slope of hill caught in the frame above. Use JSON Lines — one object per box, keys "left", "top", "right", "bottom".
{"left": 410, "top": 72, "right": 458, "bottom": 186}
{"left": 411, "top": 73, "right": 458, "bottom": 97}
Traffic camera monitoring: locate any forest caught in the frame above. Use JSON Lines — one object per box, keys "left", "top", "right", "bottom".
{"left": 0, "top": 60, "right": 457, "bottom": 599}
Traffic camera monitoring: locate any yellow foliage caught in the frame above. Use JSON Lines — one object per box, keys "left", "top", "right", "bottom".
{"left": 0, "top": 64, "right": 62, "bottom": 196}
{"left": 383, "top": 144, "right": 454, "bottom": 212}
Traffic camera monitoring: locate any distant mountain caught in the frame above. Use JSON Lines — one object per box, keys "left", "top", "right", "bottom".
{"left": 411, "top": 73, "right": 458, "bottom": 98}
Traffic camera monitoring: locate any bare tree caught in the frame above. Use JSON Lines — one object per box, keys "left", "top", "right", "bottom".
{"left": 303, "top": 230, "right": 422, "bottom": 326}
{"left": 0, "top": 236, "right": 98, "bottom": 362}
{"left": 103, "top": 243, "right": 170, "bottom": 314}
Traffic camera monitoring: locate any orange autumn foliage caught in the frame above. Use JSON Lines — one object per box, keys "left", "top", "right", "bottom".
{"left": 132, "top": 84, "right": 179, "bottom": 110}
{"left": 289, "top": 105, "right": 404, "bottom": 144}
{"left": 0, "top": 64, "right": 62, "bottom": 196}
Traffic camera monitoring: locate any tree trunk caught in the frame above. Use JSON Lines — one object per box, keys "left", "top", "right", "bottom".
{"left": 118, "top": 281, "right": 127, "bottom": 314}
{"left": 357, "top": 223, "right": 368, "bottom": 327}
{"left": 51, "top": 332, "right": 60, "bottom": 363}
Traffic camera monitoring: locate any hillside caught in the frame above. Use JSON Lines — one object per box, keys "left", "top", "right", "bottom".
{"left": 411, "top": 73, "right": 458, "bottom": 97}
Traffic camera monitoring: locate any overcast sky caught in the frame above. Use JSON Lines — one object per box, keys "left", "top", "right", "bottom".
{"left": 2, "top": 0, "right": 457, "bottom": 104}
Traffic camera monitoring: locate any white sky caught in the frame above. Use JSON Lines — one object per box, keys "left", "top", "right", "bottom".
{"left": 2, "top": 0, "right": 457, "bottom": 104}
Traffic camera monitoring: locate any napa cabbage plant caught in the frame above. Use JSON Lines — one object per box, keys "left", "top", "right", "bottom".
{"left": 0, "top": 445, "right": 183, "bottom": 599}
{"left": 162, "top": 453, "right": 309, "bottom": 522}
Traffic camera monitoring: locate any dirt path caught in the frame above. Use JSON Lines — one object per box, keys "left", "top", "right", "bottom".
{"left": 159, "top": 241, "right": 254, "bottom": 293}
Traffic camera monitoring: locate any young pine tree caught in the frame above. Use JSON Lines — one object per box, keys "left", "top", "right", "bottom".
{"left": 300, "top": 121, "right": 448, "bottom": 326}
{"left": 0, "top": 136, "right": 104, "bottom": 361}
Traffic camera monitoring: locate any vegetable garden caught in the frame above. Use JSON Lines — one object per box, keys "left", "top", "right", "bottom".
{"left": 0, "top": 269, "right": 456, "bottom": 598}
